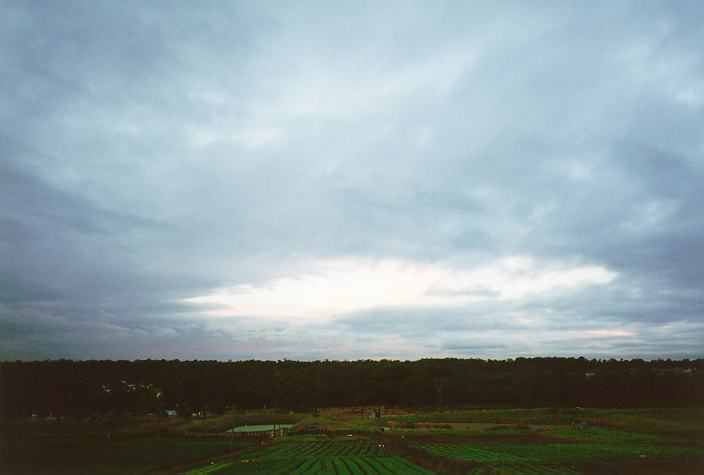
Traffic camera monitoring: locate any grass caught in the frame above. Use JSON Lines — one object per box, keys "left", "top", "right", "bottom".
{"left": 1, "top": 432, "right": 252, "bottom": 474}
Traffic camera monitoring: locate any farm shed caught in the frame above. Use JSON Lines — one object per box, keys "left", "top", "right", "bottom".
{"left": 226, "top": 424, "right": 294, "bottom": 437}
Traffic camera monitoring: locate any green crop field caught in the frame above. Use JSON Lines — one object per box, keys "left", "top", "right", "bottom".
{"left": 199, "top": 456, "right": 433, "bottom": 475}
{"left": 420, "top": 441, "right": 704, "bottom": 463}
{"left": 185, "top": 440, "right": 434, "bottom": 474}
{"left": 417, "top": 426, "right": 704, "bottom": 474}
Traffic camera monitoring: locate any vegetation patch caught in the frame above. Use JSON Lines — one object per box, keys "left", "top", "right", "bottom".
{"left": 1, "top": 433, "right": 251, "bottom": 474}
{"left": 418, "top": 441, "right": 704, "bottom": 466}
{"left": 543, "top": 426, "right": 660, "bottom": 443}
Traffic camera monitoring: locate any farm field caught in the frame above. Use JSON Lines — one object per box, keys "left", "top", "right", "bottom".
{"left": 0, "top": 424, "right": 253, "bottom": 474}
{"left": 185, "top": 440, "right": 434, "bottom": 474}
{"left": 181, "top": 408, "right": 704, "bottom": 474}
{"left": 2, "top": 407, "right": 703, "bottom": 474}
{"left": 397, "top": 411, "right": 704, "bottom": 474}
{"left": 418, "top": 439, "right": 704, "bottom": 473}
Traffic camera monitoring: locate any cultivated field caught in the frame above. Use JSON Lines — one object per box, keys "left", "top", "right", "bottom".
{"left": 186, "top": 440, "right": 433, "bottom": 474}
{"left": 2, "top": 407, "right": 703, "bottom": 474}
{"left": 184, "top": 407, "right": 704, "bottom": 474}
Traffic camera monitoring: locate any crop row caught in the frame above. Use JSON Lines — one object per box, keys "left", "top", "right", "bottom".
{"left": 330, "top": 456, "right": 431, "bottom": 474}
{"left": 419, "top": 443, "right": 704, "bottom": 464}
{"left": 184, "top": 462, "right": 233, "bottom": 475}
{"left": 253, "top": 440, "right": 388, "bottom": 459}
{"left": 320, "top": 456, "right": 433, "bottom": 475}
{"left": 466, "top": 464, "right": 577, "bottom": 475}
{"left": 205, "top": 456, "right": 433, "bottom": 474}
{"left": 420, "top": 444, "right": 523, "bottom": 463}
{"left": 220, "top": 457, "right": 307, "bottom": 474}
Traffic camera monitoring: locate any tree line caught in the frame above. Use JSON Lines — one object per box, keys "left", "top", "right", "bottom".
{"left": 1, "top": 357, "right": 702, "bottom": 419}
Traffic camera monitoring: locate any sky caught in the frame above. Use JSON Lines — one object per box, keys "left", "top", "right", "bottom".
{"left": 1, "top": 0, "right": 703, "bottom": 361}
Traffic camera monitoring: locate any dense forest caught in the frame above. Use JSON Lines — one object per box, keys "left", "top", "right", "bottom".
{"left": 1, "top": 358, "right": 702, "bottom": 420}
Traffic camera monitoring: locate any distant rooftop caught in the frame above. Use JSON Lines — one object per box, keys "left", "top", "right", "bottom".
{"left": 226, "top": 424, "right": 294, "bottom": 433}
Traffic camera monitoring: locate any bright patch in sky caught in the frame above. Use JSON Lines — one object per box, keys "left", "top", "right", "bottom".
{"left": 185, "top": 257, "right": 616, "bottom": 319}
{"left": 584, "top": 329, "right": 636, "bottom": 338}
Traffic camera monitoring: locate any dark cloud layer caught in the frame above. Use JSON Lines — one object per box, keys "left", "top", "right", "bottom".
{"left": 1, "top": 1, "right": 703, "bottom": 360}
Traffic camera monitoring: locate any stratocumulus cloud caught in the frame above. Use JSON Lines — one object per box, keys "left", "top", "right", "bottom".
{"left": 1, "top": 0, "right": 703, "bottom": 360}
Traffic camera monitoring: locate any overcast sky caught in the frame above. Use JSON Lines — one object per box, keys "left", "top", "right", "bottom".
{"left": 2, "top": 1, "right": 703, "bottom": 361}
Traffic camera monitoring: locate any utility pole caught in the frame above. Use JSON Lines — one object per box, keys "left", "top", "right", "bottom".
{"left": 156, "top": 391, "right": 163, "bottom": 439}
{"left": 230, "top": 404, "right": 235, "bottom": 452}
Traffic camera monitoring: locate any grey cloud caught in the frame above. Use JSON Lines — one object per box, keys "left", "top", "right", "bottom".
{"left": 1, "top": 1, "right": 703, "bottom": 360}
{"left": 440, "top": 342, "right": 523, "bottom": 357}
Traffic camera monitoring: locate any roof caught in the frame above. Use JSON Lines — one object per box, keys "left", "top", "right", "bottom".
{"left": 227, "top": 424, "right": 294, "bottom": 433}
